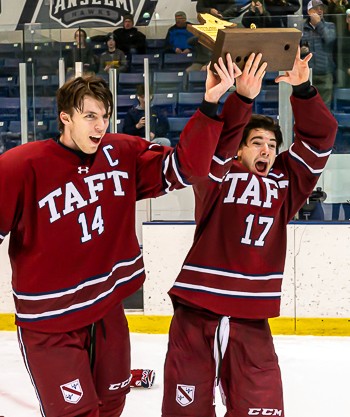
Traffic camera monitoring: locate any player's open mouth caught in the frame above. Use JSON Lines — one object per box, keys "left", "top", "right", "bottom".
{"left": 89, "top": 135, "right": 101, "bottom": 144}
{"left": 255, "top": 161, "right": 268, "bottom": 173}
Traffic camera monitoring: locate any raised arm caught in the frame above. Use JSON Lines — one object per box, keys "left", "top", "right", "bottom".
{"left": 135, "top": 55, "right": 242, "bottom": 198}
{"left": 274, "top": 47, "right": 337, "bottom": 221}
{"left": 204, "top": 54, "right": 241, "bottom": 104}
{"left": 275, "top": 46, "right": 313, "bottom": 86}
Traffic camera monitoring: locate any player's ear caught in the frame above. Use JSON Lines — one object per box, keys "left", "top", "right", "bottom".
{"left": 60, "top": 112, "right": 70, "bottom": 125}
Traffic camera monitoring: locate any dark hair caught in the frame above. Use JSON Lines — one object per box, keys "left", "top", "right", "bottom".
{"left": 123, "top": 14, "right": 134, "bottom": 22}
{"left": 105, "top": 32, "right": 116, "bottom": 44}
{"left": 74, "top": 28, "right": 87, "bottom": 40}
{"left": 136, "top": 83, "right": 153, "bottom": 97}
{"left": 240, "top": 114, "right": 283, "bottom": 150}
{"left": 56, "top": 75, "right": 113, "bottom": 132}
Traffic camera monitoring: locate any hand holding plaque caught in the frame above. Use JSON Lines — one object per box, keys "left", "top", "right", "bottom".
{"left": 188, "top": 13, "right": 302, "bottom": 72}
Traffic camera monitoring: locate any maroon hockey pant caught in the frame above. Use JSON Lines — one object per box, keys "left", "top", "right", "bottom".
{"left": 17, "top": 303, "right": 131, "bottom": 417}
{"left": 162, "top": 305, "right": 284, "bottom": 417}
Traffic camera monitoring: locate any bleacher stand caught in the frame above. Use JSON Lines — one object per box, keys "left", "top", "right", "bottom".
{"left": 118, "top": 72, "right": 145, "bottom": 94}
{"left": 162, "top": 52, "right": 194, "bottom": 71}
{"left": 177, "top": 91, "right": 204, "bottom": 116}
{"left": 130, "top": 53, "right": 162, "bottom": 73}
{"left": 167, "top": 116, "right": 191, "bottom": 146}
{"left": 153, "top": 71, "right": 186, "bottom": 93}
{"left": 151, "top": 93, "right": 178, "bottom": 117}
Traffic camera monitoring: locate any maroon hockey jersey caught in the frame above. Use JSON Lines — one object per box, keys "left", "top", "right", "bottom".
{"left": 0, "top": 110, "right": 224, "bottom": 332}
{"left": 169, "top": 92, "right": 338, "bottom": 319}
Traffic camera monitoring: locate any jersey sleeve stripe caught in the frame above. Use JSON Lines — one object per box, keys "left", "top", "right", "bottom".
{"left": 168, "top": 151, "right": 191, "bottom": 187}
{"left": 208, "top": 172, "right": 224, "bottom": 183}
{"left": 213, "top": 154, "right": 233, "bottom": 165}
{"left": 300, "top": 140, "right": 333, "bottom": 157}
{"left": 289, "top": 144, "right": 325, "bottom": 175}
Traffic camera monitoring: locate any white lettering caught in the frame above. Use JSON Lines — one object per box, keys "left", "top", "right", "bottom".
{"left": 223, "top": 173, "right": 283, "bottom": 208}
{"left": 103, "top": 144, "right": 119, "bottom": 167}
{"left": 54, "top": 0, "right": 66, "bottom": 13}
{"left": 109, "top": 375, "right": 132, "bottom": 390}
{"left": 107, "top": 171, "right": 128, "bottom": 196}
{"left": 62, "top": 182, "right": 88, "bottom": 216}
{"left": 84, "top": 173, "right": 106, "bottom": 203}
{"left": 262, "top": 178, "right": 278, "bottom": 208}
{"left": 54, "top": 0, "right": 130, "bottom": 9}
{"left": 236, "top": 176, "right": 261, "bottom": 207}
{"left": 39, "top": 170, "right": 129, "bottom": 223}
{"left": 248, "top": 409, "right": 260, "bottom": 416}
{"left": 38, "top": 188, "right": 63, "bottom": 223}
{"left": 116, "top": 0, "right": 129, "bottom": 9}
{"left": 248, "top": 409, "right": 282, "bottom": 416}
{"left": 223, "top": 173, "right": 248, "bottom": 203}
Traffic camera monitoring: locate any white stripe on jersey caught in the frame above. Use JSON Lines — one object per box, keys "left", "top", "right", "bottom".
{"left": 183, "top": 264, "right": 283, "bottom": 281}
{"left": 301, "top": 140, "right": 332, "bottom": 157}
{"left": 170, "top": 152, "right": 190, "bottom": 187}
{"left": 173, "top": 281, "right": 281, "bottom": 298}
{"left": 163, "top": 153, "right": 172, "bottom": 193}
{"left": 213, "top": 155, "right": 233, "bottom": 165}
{"left": 289, "top": 144, "right": 325, "bottom": 174}
{"left": 209, "top": 172, "right": 224, "bottom": 183}
{"left": 14, "top": 253, "right": 143, "bottom": 301}
{"left": 15, "top": 267, "right": 145, "bottom": 320}
{"left": 268, "top": 172, "right": 284, "bottom": 179}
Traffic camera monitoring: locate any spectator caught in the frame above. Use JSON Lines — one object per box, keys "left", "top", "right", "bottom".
{"left": 325, "top": 0, "right": 350, "bottom": 16}
{"left": 123, "top": 84, "right": 171, "bottom": 146}
{"left": 164, "top": 11, "right": 193, "bottom": 54}
{"left": 196, "top": 0, "right": 242, "bottom": 19}
{"left": 113, "top": 14, "right": 146, "bottom": 56}
{"left": 264, "top": 0, "right": 300, "bottom": 27}
{"left": 330, "top": 8, "right": 350, "bottom": 88}
{"left": 301, "top": 0, "right": 336, "bottom": 107}
{"left": 67, "top": 28, "right": 98, "bottom": 75}
{"left": 185, "top": 36, "right": 212, "bottom": 72}
{"left": 242, "top": 0, "right": 272, "bottom": 27}
{"left": 99, "top": 32, "right": 128, "bottom": 74}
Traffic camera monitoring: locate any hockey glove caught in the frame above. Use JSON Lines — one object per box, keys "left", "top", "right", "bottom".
{"left": 130, "top": 369, "right": 156, "bottom": 389}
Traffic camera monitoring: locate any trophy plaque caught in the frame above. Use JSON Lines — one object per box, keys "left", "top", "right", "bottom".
{"left": 188, "top": 14, "right": 302, "bottom": 72}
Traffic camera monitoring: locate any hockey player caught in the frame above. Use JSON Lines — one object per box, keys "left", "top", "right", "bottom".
{"left": 0, "top": 58, "right": 241, "bottom": 417}
{"left": 162, "top": 48, "right": 338, "bottom": 416}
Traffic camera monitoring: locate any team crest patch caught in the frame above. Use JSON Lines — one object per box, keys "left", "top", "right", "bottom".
{"left": 60, "top": 379, "right": 83, "bottom": 404}
{"left": 176, "top": 384, "right": 195, "bottom": 407}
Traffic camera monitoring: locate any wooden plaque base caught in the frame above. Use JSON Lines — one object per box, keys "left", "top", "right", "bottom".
{"left": 210, "top": 28, "right": 301, "bottom": 72}
{"left": 188, "top": 15, "right": 302, "bottom": 73}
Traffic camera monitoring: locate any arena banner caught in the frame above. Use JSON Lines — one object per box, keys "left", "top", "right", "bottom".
{"left": 9, "top": 0, "right": 159, "bottom": 29}
{"left": 49, "top": 0, "right": 157, "bottom": 27}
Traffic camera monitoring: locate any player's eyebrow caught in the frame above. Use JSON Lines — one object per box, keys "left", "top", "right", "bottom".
{"left": 250, "top": 135, "right": 277, "bottom": 142}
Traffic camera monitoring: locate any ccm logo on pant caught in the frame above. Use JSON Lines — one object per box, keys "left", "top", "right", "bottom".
{"left": 248, "top": 409, "right": 282, "bottom": 416}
